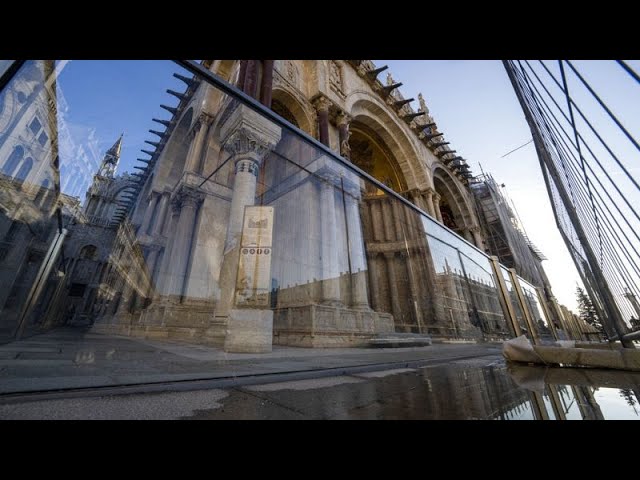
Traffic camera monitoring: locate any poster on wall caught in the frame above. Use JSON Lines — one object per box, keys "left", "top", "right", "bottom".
{"left": 235, "top": 206, "right": 274, "bottom": 308}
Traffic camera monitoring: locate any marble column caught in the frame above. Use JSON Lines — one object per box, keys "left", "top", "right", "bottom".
{"left": 146, "top": 246, "right": 161, "bottom": 286}
{"left": 217, "top": 104, "right": 281, "bottom": 353}
{"left": 424, "top": 188, "right": 436, "bottom": 218}
{"left": 319, "top": 174, "right": 342, "bottom": 305}
{"left": 164, "top": 187, "right": 204, "bottom": 301}
{"left": 384, "top": 251, "right": 402, "bottom": 325}
{"left": 238, "top": 60, "right": 248, "bottom": 90}
{"left": 185, "top": 113, "right": 214, "bottom": 175}
{"left": 140, "top": 193, "right": 159, "bottom": 235}
{"left": 244, "top": 60, "right": 259, "bottom": 98}
{"left": 367, "top": 252, "right": 381, "bottom": 311}
{"left": 313, "top": 96, "right": 332, "bottom": 147}
{"left": 403, "top": 249, "right": 424, "bottom": 332}
{"left": 337, "top": 112, "right": 352, "bottom": 159}
{"left": 260, "top": 60, "right": 274, "bottom": 108}
{"left": 433, "top": 192, "right": 443, "bottom": 223}
{"left": 155, "top": 202, "right": 180, "bottom": 299}
{"left": 470, "top": 225, "right": 483, "bottom": 248}
{"left": 151, "top": 192, "right": 170, "bottom": 237}
{"left": 344, "top": 189, "right": 369, "bottom": 309}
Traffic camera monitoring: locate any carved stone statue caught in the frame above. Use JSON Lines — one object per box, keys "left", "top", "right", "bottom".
{"left": 330, "top": 61, "right": 343, "bottom": 90}
{"left": 340, "top": 131, "right": 352, "bottom": 159}
{"left": 386, "top": 72, "right": 394, "bottom": 86}
{"left": 418, "top": 93, "right": 429, "bottom": 113}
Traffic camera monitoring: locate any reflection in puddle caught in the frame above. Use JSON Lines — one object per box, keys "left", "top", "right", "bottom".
{"left": 192, "top": 359, "right": 640, "bottom": 420}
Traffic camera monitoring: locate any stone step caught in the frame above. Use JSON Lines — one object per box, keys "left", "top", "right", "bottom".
{"left": 368, "top": 333, "right": 432, "bottom": 349}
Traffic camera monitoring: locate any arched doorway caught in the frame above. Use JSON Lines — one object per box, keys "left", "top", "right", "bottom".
{"left": 348, "top": 124, "right": 407, "bottom": 195}
{"left": 433, "top": 168, "right": 475, "bottom": 244}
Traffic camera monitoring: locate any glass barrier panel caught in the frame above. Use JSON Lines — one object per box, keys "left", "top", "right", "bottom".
{"left": 0, "top": 59, "right": 529, "bottom": 400}
{"left": 518, "top": 276, "right": 554, "bottom": 341}
{"left": 500, "top": 266, "right": 530, "bottom": 339}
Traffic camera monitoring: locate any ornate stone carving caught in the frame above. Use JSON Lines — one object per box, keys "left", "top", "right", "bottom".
{"left": 219, "top": 104, "right": 282, "bottom": 163}
{"left": 340, "top": 131, "right": 352, "bottom": 159}
{"left": 284, "top": 60, "right": 299, "bottom": 87}
{"left": 336, "top": 111, "right": 352, "bottom": 127}
{"left": 235, "top": 158, "right": 260, "bottom": 177}
{"left": 329, "top": 61, "right": 345, "bottom": 98}
{"left": 386, "top": 72, "right": 394, "bottom": 86}
{"left": 223, "top": 128, "right": 273, "bottom": 161}
{"left": 171, "top": 185, "right": 205, "bottom": 212}
{"left": 312, "top": 95, "right": 332, "bottom": 113}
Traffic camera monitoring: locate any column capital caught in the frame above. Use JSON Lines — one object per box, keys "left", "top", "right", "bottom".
{"left": 432, "top": 192, "right": 441, "bottom": 203}
{"left": 468, "top": 225, "right": 481, "bottom": 234}
{"left": 383, "top": 251, "right": 397, "bottom": 260}
{"left": 198, "top": 111, "right": 215, "bottom": 127}
{"left": 171, "top": 185, "right": 205, "bottom": 212}
{"left": 222, "top": 127, "right": 275, "bottom": 163}
{"left": 424, "top": 186, "right": 436, "bottom": 196}
{"left": 312, "top": 94, "right": 333, "bottom": 113}
{"left": 366, "top": 250, "right": 381, "bottom": 260}
{"left": 219, "top": 103, "right": 282, "bottom": 161}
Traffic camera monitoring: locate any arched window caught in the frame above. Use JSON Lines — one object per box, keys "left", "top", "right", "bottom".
{"left": 15, "top": 157, "right": 33, "bottom": 181}
{"left": 79, "top": 245, "right": 98, "bottom": 260}
{"left": 3, "top": 145, "right": 24, "bottom": 176}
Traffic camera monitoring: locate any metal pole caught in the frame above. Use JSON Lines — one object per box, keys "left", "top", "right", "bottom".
{"left": 488, "top": 255, "right": 522, "bottom": 338}
{"left": 536, "top": 287, "right": 559, "bottom": 341}
{"left": 503, "top": 61, "right": 634, "bottom": 349}
{"left": 509, "top": 268, "right": 540, "bottom": 345}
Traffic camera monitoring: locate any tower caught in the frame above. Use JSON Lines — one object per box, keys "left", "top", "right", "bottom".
{"left": 97, "top": 134, "right": 123, "bottom": 178}
{"left": 83, "top": 135, "right": 124, "bottom": 221}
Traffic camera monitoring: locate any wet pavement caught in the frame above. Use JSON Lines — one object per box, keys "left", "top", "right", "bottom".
{"left": 1, "top": 355, "right": 639, "bottom": 419}
{"left": 0, "top": 327, "right": 502, "bottom": 395}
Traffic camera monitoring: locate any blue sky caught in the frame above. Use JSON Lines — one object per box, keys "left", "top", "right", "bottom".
{"left": 56, "top": 60, "right": 190, "bottom": 178}
{"left": 54, "top": 60, "right": 640, "bottom": 312}
{"left": 376, "top": 60, "right": 640, "bottom": 313}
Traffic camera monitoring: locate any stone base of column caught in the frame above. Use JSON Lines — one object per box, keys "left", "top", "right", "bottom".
{"left": 224, "top": 309, "right": 273, "bottom": 353}
{"left": 273, "top": 304, "right": 394, "bottom": 348}
{"left": 92, "top": 299, "right": 224, "bottom": 346}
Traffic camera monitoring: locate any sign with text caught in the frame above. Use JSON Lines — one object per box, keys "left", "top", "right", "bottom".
{"left": 235, "top": 206, "right": 274, "bottom": 308}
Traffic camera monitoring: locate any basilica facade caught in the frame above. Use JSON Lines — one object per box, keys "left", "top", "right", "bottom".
{"left": 0, "top": 60, "right": 560, "bottom": 352}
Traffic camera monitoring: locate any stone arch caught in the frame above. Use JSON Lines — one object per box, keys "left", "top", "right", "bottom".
{"left": 433, "top": 166, "right": 475, "bottom": 237}
{"left": 347, "top": 93, "right": 428, "bottom": 190}
{"left": 108, "top": 182, "right": 138, "bottom": 222}
{"left": 3, "top": 145, "right": 24, "bottom": 176}
{"left": 271, "top": 87, "right": 314, "bottom": 135}
{"left": 79, "top": 244, "right": 98, "bottom": 260}
{"left": 152, "top": 107, "right": 193, "bottom": 190}
{"left": 348, "top": 121, "right": 407, "bottom": 194}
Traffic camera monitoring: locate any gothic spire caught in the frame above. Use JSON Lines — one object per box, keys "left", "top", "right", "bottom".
{"left": 98, "top": 133, "right": 123, "bottom": 177}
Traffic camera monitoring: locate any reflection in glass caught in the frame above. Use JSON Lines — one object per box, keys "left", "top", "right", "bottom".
{"left": 519, "top": 277, "right": 553, "bottom": 340}
{"left": 0, "top": 59, "right": 541, "bottom": 396}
